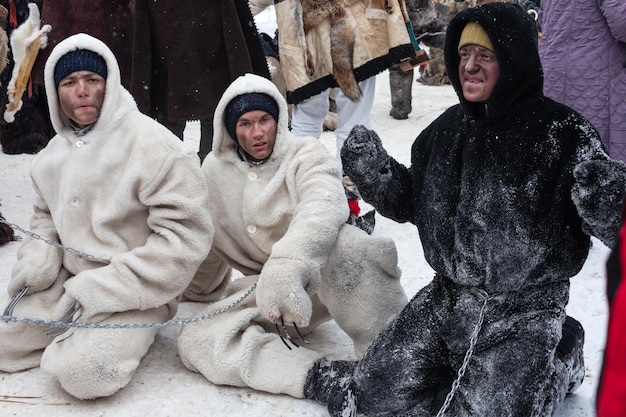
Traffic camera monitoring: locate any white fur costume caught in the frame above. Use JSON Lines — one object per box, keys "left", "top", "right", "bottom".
{"left": 0, "top": 34, "right": 212, "bottom": 399}
{"left": 177, "top": 73, "right": 407, "bottom": 398}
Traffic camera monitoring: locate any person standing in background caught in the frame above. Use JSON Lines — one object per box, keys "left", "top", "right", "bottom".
{"left": 539, "top": 0, "right": 626, "bottom": 161}
{"left": 388, "top": 0, "right": 447, "bottom": 120}
{"left": 131, "top": 0, "right": 270, "bottom": 162}
{"left": 273, "top": 0, "right": 416, "bottom": 234}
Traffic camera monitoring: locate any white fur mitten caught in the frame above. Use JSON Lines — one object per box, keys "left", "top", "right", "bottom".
{"left": 54, "top": 291, "right": 112, "bottom": 325}
{"left": 8, "top": 241, "right": 62, "bottom": 296}
{"left": 255, "top": 258, "right": 321, "bottom": 327}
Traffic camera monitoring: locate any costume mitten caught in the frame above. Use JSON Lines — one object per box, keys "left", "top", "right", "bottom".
{"left": 54, "top": 289, "right": 115, "bottom": 328}
{"left": 571, "top": 159, "right": 626, "bottom": 248}
{"left": 341, "top": 125, "right": 392, "bottom": 200}
{"left": 304, "top": 358, "right": 358, "bottom": 417}
{"left": 8, "top": 241, "right": 62, "bottom": 296}
{"left": 255, "top": 258, "right": 320, "bottom": 327}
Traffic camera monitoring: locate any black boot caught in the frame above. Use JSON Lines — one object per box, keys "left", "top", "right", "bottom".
{"left": 304, "top": 359, "right": 359, "bottom": 417}
{"left": 556, "top": 315, "right": 585, "bottom": 394}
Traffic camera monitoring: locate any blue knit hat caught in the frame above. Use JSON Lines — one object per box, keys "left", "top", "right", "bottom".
{"left": 224, "top": 93, "right": 279, "bottom": 139}
{"left": 54, "top": 49, "right": 108, "bottom": 88}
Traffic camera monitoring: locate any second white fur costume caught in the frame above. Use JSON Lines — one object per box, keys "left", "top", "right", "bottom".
{"left": 177, "top": 73, "right": 408, "bottom": 398}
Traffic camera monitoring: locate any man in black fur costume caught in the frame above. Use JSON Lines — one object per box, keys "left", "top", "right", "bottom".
{"left": 304, "top": 3, "right": 626, "bottom": 416}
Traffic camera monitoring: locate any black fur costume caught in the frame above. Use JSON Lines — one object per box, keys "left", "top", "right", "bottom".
{"left": 309, "top": 3, "right": 626, "bottom": 416}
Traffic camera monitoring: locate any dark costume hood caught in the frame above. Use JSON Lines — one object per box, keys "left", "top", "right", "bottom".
{"left": 444, "top": 3, "right": 542, "bottom": 120}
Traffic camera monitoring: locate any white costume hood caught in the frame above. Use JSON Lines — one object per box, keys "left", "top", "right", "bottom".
{"left": 43, "top": 33, "right": 137, "bottom": 137}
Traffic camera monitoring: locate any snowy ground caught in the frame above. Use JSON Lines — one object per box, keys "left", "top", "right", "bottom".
{"left": 0, "top": 69, "right": 609, "bottom": 417}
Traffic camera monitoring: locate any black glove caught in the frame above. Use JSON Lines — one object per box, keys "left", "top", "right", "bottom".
{"left": 571, "top": 159, "right": 626, "bottom": 248}
{"left": 340, "top": 125, "right": 390, "bottom": 185}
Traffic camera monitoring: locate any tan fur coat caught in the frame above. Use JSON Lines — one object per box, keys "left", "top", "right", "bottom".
{"left": 275, "top": 0, "right": 414, "bottom": 103}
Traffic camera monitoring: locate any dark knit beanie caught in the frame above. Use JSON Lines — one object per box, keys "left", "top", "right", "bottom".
{"left": 54, "top": 49, "right": 108, "bottom": 88}
{"left": 224, "top": 93, "right": 279, "bottom": 139}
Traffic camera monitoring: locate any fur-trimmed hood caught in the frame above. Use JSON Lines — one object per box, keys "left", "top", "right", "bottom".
{"left": 444, "top": 2, "right": 542, "bottom": 120}
{"left": 43, "top": 33, "right": 137, "bottom": 138}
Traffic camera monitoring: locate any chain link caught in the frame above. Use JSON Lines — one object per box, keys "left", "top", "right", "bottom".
{"left": 2, "top": 281, "right": 257, "bottom": 330}
{"left": 435, "top": 288, "right": 489, "bottom": 417}
{"left": 0, "top": 218, "right": 111, "bottom": 264}
{"left": 0, "top": 218, "right": 257, "bottom": 329}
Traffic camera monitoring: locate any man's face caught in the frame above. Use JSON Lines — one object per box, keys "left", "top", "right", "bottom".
{"left": 57, "top": 70, "right": 105, "bottom": 128}
{"left": 458, "top": 45, "right": 499, "bottom": 103}
{"left": 235, "top": 110, "right": 277, "bottom": 161}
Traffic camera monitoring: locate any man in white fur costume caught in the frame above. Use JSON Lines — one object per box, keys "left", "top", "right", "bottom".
{"left": 0, "top": 34, "right": 213, "bottom": 399}
{"left": 177, "top": 73, "right": 408, "bottom": 399}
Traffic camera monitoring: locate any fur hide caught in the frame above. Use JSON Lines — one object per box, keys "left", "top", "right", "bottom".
{"left": 295, "top": 0, "right": 395, "bottom": 100}
{"left": 4, "top": 3, "right": 50, "bottom": 123}
{"left": 0, "top": 83, "right": 51, "bottom": 154}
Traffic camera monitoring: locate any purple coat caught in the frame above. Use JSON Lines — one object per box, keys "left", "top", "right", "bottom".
{"left": 539, "top": 0, "right": 626, "bottom": 161}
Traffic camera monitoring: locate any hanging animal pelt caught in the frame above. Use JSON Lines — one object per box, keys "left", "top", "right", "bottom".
{"left": 293, "top": 0, "right": 393, "bottom": 101}
{"left": 4, "top": 3, "right": 51, "bottom": 123}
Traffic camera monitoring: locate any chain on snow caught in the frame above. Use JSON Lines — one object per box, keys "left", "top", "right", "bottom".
{"left": 435, "top": 288, "right": 489, "bottom": 417}
{"left": 2, "top": 282, "right": 257, "bottom": 330}
{"left": 0, "top": 218, "right": 257, "bottom": 329}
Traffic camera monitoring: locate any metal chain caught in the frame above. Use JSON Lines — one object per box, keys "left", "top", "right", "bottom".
{"left": 0, "top": 218, "right": 257, "bottom": 329}
{"left": 435, "top": 288, "right": 489, "bottom": 417}
{"left": 0, "top": 218, "right": 111, "bottom": 264}
{"left": 2, "top": 281, "right": 256, "bottom": 329}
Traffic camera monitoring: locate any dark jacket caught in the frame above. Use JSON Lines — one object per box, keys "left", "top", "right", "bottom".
{"left": 130, "top": 0, "right": 270, "bottom": 122}
{"left": 31, "top": 0, "right": 134, "bottom": 87}
{"left": 346, "top": 3, "right": 610, "bottom": 294}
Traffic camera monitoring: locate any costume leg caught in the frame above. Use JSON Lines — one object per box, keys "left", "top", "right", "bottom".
{"left": 0, "top": 272, "right": 68, "bottom": 372}
{"left": 317, "top": 225, "right": 408, "bottom": 357}
{"left": 355, "top": 285, "right": 572, "bottom": 417}
{"left": 439, "top": 311, "right": 569, "bottom": 417}
{"left": 352, "top": 279, "right": 453, "bottom": 417}
{"left": 40, "top": 304, "right": 170, "bottom": 400}
{"left": 291, "top": 90, "right": 330, "bottom": 139}
{"left": 177, "top": 275, "right": 331, "bottom": 398}
{"left": 335, "top": 77, "right": 376, "bottom": 163}
{"left": 388, "top": 64, "right": 413, "bottom": 119}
